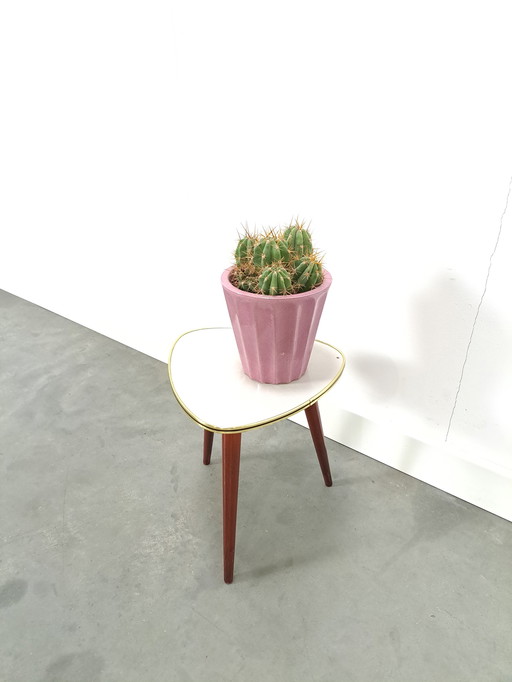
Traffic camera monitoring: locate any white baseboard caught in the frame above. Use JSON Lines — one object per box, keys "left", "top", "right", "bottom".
{"left": 291, "top": 402, "right": 512, "bottom": 523}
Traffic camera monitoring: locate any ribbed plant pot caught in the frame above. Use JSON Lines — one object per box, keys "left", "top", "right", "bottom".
{"left": 221, "top": 266, "right": 332, "bottom": 384}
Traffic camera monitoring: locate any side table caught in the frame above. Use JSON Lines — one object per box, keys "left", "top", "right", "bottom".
{"left": 168, "top": 327, "right": 346, "bottom": 583}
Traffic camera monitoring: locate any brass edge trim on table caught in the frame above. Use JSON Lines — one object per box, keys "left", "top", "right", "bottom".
{"left": 167, "top": 328, "right": 346, "bottom": 435}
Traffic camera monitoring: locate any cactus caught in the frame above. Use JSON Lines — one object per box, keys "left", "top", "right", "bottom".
{"left": 229, "top": 261, "right": 259, "bottom": 292}
{"left": 258, "top": 265, "right": 293, "bottom": 295}
{"left": 252, "top": 237, "right": 281, "bottom": 268}
{"left": 295, "top": 256, "right": 323, "bottom": 291}
{"left": 284, "top": 221, "right": 313, "bottom": 257}
{"left": 238, "top": 276, "right": 258, "bottom": 292}
{"left": 230, "top": 220, "right": 324, "bottom": 295}
{"left": 276, "top": 238, "right": 292, "bottom": 263}
{"left": 235, "top": 234, "right": 256, "bottom": 265}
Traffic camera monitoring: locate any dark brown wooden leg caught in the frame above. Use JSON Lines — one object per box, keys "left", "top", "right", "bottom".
{"left": 203, "top": 430, "right": 214, "bottom": 465}
{"left": 305, "top": 402, "right": 332, "bottom": 487}
{"left": 222, "top": 432, "right": 241, "bottom": 584}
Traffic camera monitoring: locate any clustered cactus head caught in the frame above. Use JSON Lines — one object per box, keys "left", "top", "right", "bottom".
{"left": 230, "top": 220, "right": 324, "bottom": 295}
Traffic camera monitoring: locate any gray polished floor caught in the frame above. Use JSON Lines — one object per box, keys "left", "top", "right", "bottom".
{"left": 1, "top": 289, "right": 511, "bottom": 682}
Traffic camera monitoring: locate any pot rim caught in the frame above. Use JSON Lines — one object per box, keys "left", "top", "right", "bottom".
{"left": 221, "top": 266, "right": 332, "bottom": 300}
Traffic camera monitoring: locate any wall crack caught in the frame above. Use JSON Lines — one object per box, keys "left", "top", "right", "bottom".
{"left": 445, "top": 174, "right": 512, "bottom": 442}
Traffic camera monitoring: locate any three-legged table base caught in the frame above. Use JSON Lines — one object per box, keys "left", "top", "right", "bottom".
{"left": 203, "top": 401, "right": 331, "bottom": 583}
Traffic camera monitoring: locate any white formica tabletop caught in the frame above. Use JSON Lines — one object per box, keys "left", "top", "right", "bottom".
{"left": 168, "top": 328, "right": 346, "bottom": 434}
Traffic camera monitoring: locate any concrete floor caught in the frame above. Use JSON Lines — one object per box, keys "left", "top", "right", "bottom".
{"left": 1, "top": 290, "right": 511, "bottom": 682}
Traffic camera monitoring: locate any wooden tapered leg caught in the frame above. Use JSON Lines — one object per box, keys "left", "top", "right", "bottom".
{"left": 305, "top": 402, "right": 332, "bottom": 487}
{"left": 222, "top": 432, "right": 242, "bottom": 584}
{"left": 203, "top": 430, "right": 214, "bottom": 465}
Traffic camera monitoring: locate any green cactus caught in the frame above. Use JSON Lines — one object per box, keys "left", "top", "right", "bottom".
{"left": 253, "top": 238, "right": 282, "bottom": 268}
{"left": 294, "top": 257, "right": 323, "bottom": 291}
{"left": 258, "top": 265, "right": 293, "bottom": 295}
{"left": 238, "top": 276, "right": 258, "bottom": 292}
{"left": 229, "top": 262, "right": 258, "bottom": 292}
{"left": 284, "top": 222, "right": 313, "bottom": 257}
{"left": 231, "top": 220, "right": 323, "bottom": 295}
{"left": 235, "top": 235, "right": 256, "bottom": 265}
{"left": 277, "top": 238, "right": 292, "bottom": 262}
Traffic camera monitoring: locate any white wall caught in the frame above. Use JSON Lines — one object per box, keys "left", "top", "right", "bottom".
{"left": 2, "top": 2, "right": 511, "bottom": 519}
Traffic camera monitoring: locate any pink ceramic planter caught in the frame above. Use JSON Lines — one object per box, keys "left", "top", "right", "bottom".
{"left": 221, "top": 267, "right": 332, "bottom": 384}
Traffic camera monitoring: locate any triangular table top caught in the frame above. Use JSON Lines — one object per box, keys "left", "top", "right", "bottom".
{"left": 168, "top": 327, "right": 346, "bottom": 433}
